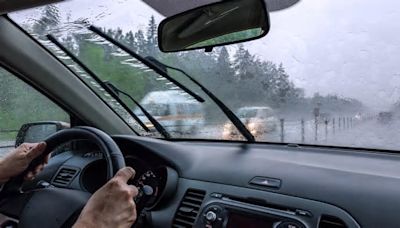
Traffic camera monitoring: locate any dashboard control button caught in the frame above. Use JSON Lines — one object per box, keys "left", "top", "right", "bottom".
{"left": 295, "top": 209, "right": 312, "bottom": 217}
{"left": 249, "top": 177, "right": 281, "bottom": 189}
{"left": 199, "top": 204, "right": 227, "bottom": 227}
{"left": 210, "top": 192, "right": 223, "bottom": 198}
{"left": 205, "top": 211, "right": 217, "bottom": 222}
{"left": 277, "top": 221, "right": 305, "bottom": 228}
{"left": 36, "top": 180, "right": 51, "bottom": 189}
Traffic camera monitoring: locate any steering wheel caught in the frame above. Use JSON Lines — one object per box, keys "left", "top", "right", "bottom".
{"left": 0, "top": 127, "right": 125, "bottom": 228}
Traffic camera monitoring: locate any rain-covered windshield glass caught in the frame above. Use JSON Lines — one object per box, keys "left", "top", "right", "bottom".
{"left": 10, "top": 0, "right": 400, "bottom": 150}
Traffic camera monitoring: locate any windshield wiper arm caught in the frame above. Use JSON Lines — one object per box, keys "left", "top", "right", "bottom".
{"left": 145, "top": 57, "right": 255, "bottom": 142}
{"left": 88, "top": 25, "right": 205, "bottom": 103}
{"left": 47, "top": 34, "right": 151, "bottom": 133}
{"left": 103, "top": 81, "right": 171, "bottom": 139}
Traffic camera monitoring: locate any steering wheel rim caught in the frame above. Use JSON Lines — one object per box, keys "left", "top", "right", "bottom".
{"left": 45, "top": 126, "right": 126, "bottom": 179}
{"left": 0, "top": 126, "right": 125, "bottom": 228}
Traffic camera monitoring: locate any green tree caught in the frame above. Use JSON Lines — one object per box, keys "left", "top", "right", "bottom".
{"left": 233, "top": 44, "right": 255, "bottom": 81}
{"left": 125, "top": 31, "right": 136, "bottom": 51}
{"left": 274, "top": 63, "right": 292, "bottom": 105}
{"left": 32, "top": 5, "right": 60, "bottom": 35}
{"left": 216, "top": 47, "right": 234, "bottom": 84}
{"left": 146, "top": 16, "right": 158, "bottom": 55}
{"left": 134, "top": 30, "right": 146, "bottom": 55}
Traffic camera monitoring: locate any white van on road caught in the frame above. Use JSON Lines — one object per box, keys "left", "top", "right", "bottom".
{"left": 135, "top": 91, "right": 204, "bottom": 135}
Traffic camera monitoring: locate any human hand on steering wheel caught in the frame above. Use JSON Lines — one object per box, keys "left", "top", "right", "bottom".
{"left": 74, "top": 167, "right": 139, "bottom": 228}
{"left": 0, "top": 133, "right": 139, "bottom": 228}
{"left": 0, "top": 142, "right": 49, "bottom": 183}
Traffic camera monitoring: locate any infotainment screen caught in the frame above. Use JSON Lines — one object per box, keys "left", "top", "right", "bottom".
{"left": 226, "top": 213, "right": 275, "bottom": 228}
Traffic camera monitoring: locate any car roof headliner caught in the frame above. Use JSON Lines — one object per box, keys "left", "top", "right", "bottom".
{"left": 1, "top": 0, "right": 300, "bottom": 16}
{"left": 0, "top": 0, "right": 63, "bottom": 15}
{"left": 143, "top": 0, "right": 300, "bottom": 16}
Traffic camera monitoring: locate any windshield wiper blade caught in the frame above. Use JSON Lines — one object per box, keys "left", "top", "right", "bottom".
{"left": 47, "top": 34, "right": 151, "bottom": 133}
{"left": 103, "top": 81, "right": 171, "bottom": 139}
{"left": 145, "top": 57, "right": 255, "bottom": 142}
{"left": 88, "top": 25, "right": 205, "bottom": 103}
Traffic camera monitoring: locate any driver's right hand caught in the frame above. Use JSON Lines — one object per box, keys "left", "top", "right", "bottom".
{"left": 73, "top": 167, "right": 138, "bottom": 228}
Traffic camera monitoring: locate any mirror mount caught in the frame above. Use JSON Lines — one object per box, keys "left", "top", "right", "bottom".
{"left": 205, "top": 46, "right": 213, "bottom": 52}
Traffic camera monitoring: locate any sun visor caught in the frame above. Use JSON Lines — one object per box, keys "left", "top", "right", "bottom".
{"left": 0, "top": 0, "right": 63, "bottom": 15}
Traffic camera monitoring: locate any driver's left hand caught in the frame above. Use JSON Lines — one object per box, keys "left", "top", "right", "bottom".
{"left": 0, "top": 142, "right": 48, "bottom": 183}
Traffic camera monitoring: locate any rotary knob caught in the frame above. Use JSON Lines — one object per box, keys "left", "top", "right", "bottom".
{"left": 205, "top": 211, "right": 217, "bottom": 222}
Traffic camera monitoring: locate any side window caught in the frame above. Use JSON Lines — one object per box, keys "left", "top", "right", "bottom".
{"left": 0, "top": 67, "right": 69, "bottom": 154}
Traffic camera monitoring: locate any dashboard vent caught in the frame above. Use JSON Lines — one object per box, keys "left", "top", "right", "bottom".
{"left": 319, "top": 215, "right": 347, "bottom": 228}
{"left": 172, "top": 189, "right": 206, "bottom": 228}
{"left": 52, "top": 167, "right": 79, "bottom": 187}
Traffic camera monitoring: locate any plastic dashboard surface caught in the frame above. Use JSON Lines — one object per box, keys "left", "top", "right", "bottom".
{"left": 112, "top": 136, "right": 400, "bottom": 228}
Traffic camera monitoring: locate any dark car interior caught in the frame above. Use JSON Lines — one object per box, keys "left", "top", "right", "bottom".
{"left": 3, "top": 132, "right": 398, "bottom": 227}
{"left": 1, "top": 0, "right": 400, "bottom": 228}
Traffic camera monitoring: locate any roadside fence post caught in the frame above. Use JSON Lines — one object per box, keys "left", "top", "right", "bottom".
{"left": 314, "top": 117, "right": 318, "bottom": 141}
{"left": 324, "top": 119, "right": 328, "bottom": 139}
{"left": 332, "top": 118, "right": 335, "bottom": 134}
{"left": 301, "top": 119, "right": 305, "bottom": 143}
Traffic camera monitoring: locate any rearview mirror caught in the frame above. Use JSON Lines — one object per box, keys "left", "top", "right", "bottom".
{"left": 15, "top": 121, "right": 69, "bottom": 147}
{"left": 158, "top": 0, "right": 270, "bottom": 52}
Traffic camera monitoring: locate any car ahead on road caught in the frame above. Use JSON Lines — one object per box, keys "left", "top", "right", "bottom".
{"left": 1, "top": 0, "right": 400, "bottom": 228}
{"left": 223, "top": 106, "right": 278, "bottom": 140}
{"left": 378, "top": 111, "right": 393, "bottom": 124}
{"left": 135, "top": 90, "right": 204, "bottom": 135}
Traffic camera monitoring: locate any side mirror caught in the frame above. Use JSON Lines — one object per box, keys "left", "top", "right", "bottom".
{"left": 158, "top": 0, "right": 270, "bottom": 52}
{"left": 15, "top": 121, "right": 69, "bottom": 147}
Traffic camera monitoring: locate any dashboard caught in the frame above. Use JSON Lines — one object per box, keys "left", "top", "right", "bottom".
{"left": 22, "top": 135, "right": 400, "bottom": 228}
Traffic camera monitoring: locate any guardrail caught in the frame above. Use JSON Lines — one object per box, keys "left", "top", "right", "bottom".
{"left": 278, "top": 115, "right": 376, "bottom": 143}
{"left": 0, "top": 129, "right": 18, "bottom": 133}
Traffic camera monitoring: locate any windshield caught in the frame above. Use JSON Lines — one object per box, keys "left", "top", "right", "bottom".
{"left": 10, "top": 0, "right": 400, "bottom": 150}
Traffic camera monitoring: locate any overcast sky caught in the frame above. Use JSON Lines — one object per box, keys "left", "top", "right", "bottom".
{"left": 11, "top": 0, "right": 400, "bottom": 110}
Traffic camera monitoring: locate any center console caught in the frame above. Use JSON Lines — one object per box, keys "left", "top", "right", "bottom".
{"left": 164, "top": 179, "right": 359, "bottom": 228}
{"left": 195, "top": 193, "right": 307, "bottom": 228}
